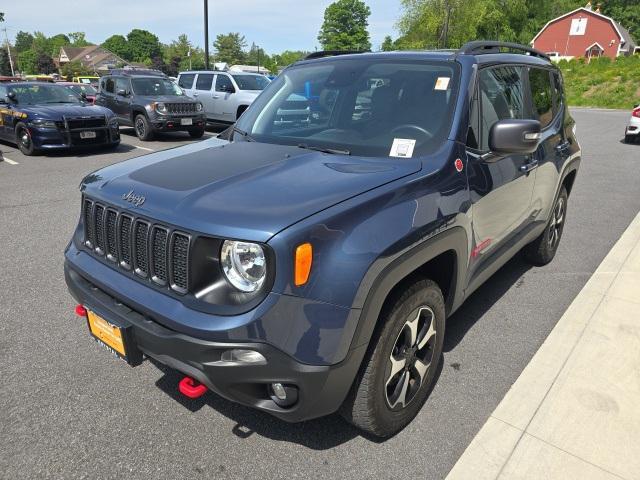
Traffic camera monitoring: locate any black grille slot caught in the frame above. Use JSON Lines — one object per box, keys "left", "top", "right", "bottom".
{"left": 83, "top": 199, "right": 94, "bottom": 247}
{"left": 94, "top": 204, "right": 105, "bottom": 254}
{"left": 167, "top": 103, "right": 197, "bottom": 115}
{"left": 151, "top": 227, "right": 168, "bottom": 285}
{"left": 119, "top": 215, "right": 133, "bottom": 269}
{"left": 134, "top": 221, "right": 149, "bottom": 277}
{"left": 105, "top": 210, "right": 118, "bottom": 261}
{"left": 170, "top": 233, "right": 190, "bottom": 292}
{"left": 66, "top": 117, "right": 107, "bottom": 129}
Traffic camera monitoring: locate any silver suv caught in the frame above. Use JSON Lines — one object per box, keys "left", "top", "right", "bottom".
{"left": 177, "top": 71, "right": 270, "bottom": 124}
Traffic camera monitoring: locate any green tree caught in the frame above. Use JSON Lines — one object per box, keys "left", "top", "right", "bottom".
{"left": 381, "top": 35, "right": 395, "bottom": 51}
{"left": 68, "top": 32, "right": 91, "bottom": 47}
{"left": 0, "top": 12, "right": 4, "bottom": 22}
{"left": 36, "top": 53, "right": 56, "bottom": 74}
{"left": 17, "top": 49, "right": 38, "bottom": 74}
{"left": 102, "top": 34, "right": 129, "bottom": 60}
{"left": 318, "top": 0, "right": 372, "bottom": 51}
{"left": 126, "top": 29, "right": 162, "bottom": 63}
{"left": 602, "top": 0, "right": 640, "bottom": 41}
{"left": 271, "top": 50, "right": 308, "bottom": 68}
{"left": 163, "top": 34, "right": 205, "bottom": 72}
{"left": 213, "top": 33, "right": 247, "bottom": 64}
{"left": 0, "top": 49, "right": 11, "bottom": 75}
{"left": 14, "top": 31, "right": 34, "bottom": 52}
{"left": 246, "top": 43, "right": 269, "bottom": 69}
{"left": 60, "top": 60, "right": 92, "bottom": 80}
{"left": 48, "top": 33, "right": 70, "bottom": 57}
{"left": 32, "top": 31, "right": 52, "bottom": 54}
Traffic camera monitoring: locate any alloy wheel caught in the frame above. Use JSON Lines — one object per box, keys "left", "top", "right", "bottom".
{"left": 19, "top": 128, "right": 31, "bottom": 149}
{"left": 385, "top": 306, "right": 437, "bottom": 410}
{"left": 548, "top": 196, "right": 565, "bottom": 248}
{"left": 135, "top": 117, "right": 146, "bottom": 137}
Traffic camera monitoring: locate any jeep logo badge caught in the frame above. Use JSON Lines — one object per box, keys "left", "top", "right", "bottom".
{"left": 122, "top": 190, "right": 146, "bottom": 207}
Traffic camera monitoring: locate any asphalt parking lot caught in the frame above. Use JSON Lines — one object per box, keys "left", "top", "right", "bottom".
{"left": 1, "top": 110, "right": 639, "bottom": 480}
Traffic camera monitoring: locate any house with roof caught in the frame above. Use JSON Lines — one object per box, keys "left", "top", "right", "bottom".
{"left": 531, "top": 3, "right": 637, "bottom": 61}
{"left": 57, "top": 45, "right": 126, "bottom": 72}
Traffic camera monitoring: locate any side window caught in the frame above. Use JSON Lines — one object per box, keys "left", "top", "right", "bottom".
{"left": 529, "top": 68, "right": 553, "bottom": 128}
{"left": 104, "top": 78, "right": 115, "bottom": 94}
{"left": 178, "top": 74, "right": 195, "bottom": 89}
{"left": 551, "top": 72, "right": 563, "bottom": 118}
{"left": 0, "top": 85, "right": 7, "bottom": 100}
{"left": 195, "top": 73, "right": 214, "bottom": 91}
{"left": 215, "top": 75, "right": 234, "bottom": 92}
{"left": 115, "top": 78, "right": 129, "bottom": 94}
{"left": 479, "top": 66, "right": 525, "bottom": 150}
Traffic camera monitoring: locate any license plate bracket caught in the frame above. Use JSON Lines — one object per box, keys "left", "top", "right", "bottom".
{"left": 180, "top": 118, "right": 193, "bottom": 126}
{"left": 80, "top": 131, "right": 97, "bottom": 139}
{"left": 86, "top": 310, "right": 143, "bottom": 366}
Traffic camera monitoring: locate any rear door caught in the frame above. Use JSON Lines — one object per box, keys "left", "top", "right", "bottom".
{"left": 113, "top": 77, "right": 132, "bottom": 123}
{"left": 193, "top": 73, "right": 215, "bottom": 120}
{"left": 466, "top": 65, "right": 536, "bottom": 276}
{"left": 527, "top": 67, "right": 566, "bottom": 224}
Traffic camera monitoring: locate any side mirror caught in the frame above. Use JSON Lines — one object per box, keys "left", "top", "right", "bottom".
{"left": 80, "top": 92, "right": 88, "bottom": 100}
{"left": 489, "top": 119, "right": 542, "bottom": 155}
{"left": 220, "top": 84, "right": 235, "bottom": 94}
{"left": 116, "top": 89, "right": 127, "bottom": 97}
{"left": 7, "top": 91, "right": 17, "bottom": 102}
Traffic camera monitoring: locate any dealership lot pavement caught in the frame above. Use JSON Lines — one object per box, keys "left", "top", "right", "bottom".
{"left": 1, "top": 110, "right": 639, "bottom": 479}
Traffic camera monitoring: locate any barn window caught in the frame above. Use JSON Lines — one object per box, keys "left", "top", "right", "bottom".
{"left": 569, "top": 18, "right": 588, "bottom": 36}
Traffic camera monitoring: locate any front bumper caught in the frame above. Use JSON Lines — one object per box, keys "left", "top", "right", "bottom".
{"left": 150, "top": 115, "right": 206, "bottom": 132}
{"left": 64, "top": 260, "right": 365, "bottom": 422}
{"left": 31, "top": 124, "right": 120, "bottom": 150}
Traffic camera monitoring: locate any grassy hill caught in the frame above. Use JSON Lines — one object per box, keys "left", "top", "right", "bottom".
{"left": 559, "top": 55, "right": 640, "bottom": 110}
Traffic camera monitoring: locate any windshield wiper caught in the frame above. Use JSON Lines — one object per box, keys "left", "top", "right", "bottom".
{"left": 297, "top": 143, "right": 351, "bottom": 155}
{"left": 45, "top": 101, "right": 77, "bottom": 104}
{"left": 232, "top": 126, "right": 256, "bottom": 142}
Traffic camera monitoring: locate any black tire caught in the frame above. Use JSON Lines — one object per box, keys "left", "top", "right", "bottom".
{"left": 625, "top": 134, "right": 635, "bottom": 144}
{"left": 188, "top": 127, "right": 205, "bottom": 138}
{"left": 134, "top": 114, "right": 154, "bottom": 141}
{"left": 15, "top": 122, "right": 36, "bottom": 156}
{"left": 340, "top": 279, "right": 445, "bottom": 437}
{"left": 524, "top": 186, "right": 568, "bottom": 266}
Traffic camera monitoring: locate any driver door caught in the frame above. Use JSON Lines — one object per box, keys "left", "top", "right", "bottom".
{"left": 213, "top": 74, "right": 237, "bottom": 123}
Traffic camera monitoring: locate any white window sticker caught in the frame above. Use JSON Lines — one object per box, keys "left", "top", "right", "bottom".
{"left": 434, "top": 77, "right": 450, "bottom": 91}
{"left": 390, "top": 138, "right": 416, "bottom": 158}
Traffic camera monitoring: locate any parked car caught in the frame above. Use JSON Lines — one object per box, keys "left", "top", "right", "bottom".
{"left": 73, "top": 76, "right": 100, "bottom": 87}
{"left": 65, "top": 42, "right": 580, "bottom": 437}
{"left": 177, "top": 70, "right": 270, "bottom": 123}
{"left": 58, "top": 82, "right": 98, "bottom": 104}
{"left": 0, "top": 81, "right": 119, "bottom": 155}
{"left": 624, "top": 104, "right": 640, "bottom": 144}
{"left": 95, "top": 69, "right": 206, "bottom": 141}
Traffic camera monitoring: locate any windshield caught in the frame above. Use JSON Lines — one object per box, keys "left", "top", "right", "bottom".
{"left": 232, "top": 74, "right": 270, "bottom": 91}
{"left": 8, "top": 84, "right": 83, "bottom": 105}
{"left": 235, "top": 59, "right": 459, "bottom": 157}
{"left": 131, "top": 78, "right": 183, "bottom": 96}
{"left": 69, "top": 84, "right": 97, "bottom": 95}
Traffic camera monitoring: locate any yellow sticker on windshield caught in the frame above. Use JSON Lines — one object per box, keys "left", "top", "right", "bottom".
{"left": 435, "top": 77, "right": 450, "bottom": 91}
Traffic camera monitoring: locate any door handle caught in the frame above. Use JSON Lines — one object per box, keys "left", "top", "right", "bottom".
{"left": 192, "top": 93, "right": 198, "bottom": 97}
{"left": 520, "top": 160, "right": 539, "bottom": 173}
{"left": 213, "top": 95, "right": 220, "bottom": 99}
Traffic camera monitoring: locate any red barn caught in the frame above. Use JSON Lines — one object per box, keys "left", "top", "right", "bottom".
{"left": 532, "top": 5, "right": 637, "bottom": 60}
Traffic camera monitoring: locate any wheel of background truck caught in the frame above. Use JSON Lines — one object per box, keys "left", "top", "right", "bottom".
{"left": 340, "top": 279, "right": 445, "bottom": 438}
{"left": 625, "top": 134, "right": 635, "bottom": 144}
{"left": 524, "top": 186, "right": 568, "bottom": 266}
{"left": 188, "top": 127, "right": 205, "bottom": 138}
{"left": 15, "top": 122, "right": 36, "bottom": 156}
{"left": 134, "top": 114, "right": 154, "bottom": 141}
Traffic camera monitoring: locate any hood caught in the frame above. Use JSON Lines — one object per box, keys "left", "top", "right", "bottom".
{"left": 136, "top": 95, "right": 197, "bottom": 103}
{"left": 81, "top": 138, "right": 422, "bottom": 242}
{"left": 20, "top": 103, "right": 113, "bottom": 119}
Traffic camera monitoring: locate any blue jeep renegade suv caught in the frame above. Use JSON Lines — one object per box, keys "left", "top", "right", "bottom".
{"left": 64, "top": 42, "right": 580, "bottom": 437}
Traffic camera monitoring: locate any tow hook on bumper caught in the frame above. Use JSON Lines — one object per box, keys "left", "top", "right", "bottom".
{"left": 178, "top": 376, "right": 208, "bottom": 399}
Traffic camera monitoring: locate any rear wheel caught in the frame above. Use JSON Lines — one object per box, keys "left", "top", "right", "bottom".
{"left": 625, "top": 134, "right": 635, "bottom": 144}
{"left": 134, "top": 114, "right": 154, "bottom": 141}
{"left": 340, "top": 279, "right": 445, "bottom": 437}
{"left": 524, "top": 186, "right": 568, "bottom": 266}
{"left": 15, "top": 122, "right": 36, "bottom": 156}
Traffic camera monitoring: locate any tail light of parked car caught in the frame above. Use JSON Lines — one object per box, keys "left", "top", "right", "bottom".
{"left": 632, "top": 107, "right": 640, "bottom": 118}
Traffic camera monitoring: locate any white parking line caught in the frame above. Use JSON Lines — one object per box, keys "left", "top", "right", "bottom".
{"left": 133, "top": 145, "right": 155, "bottom": 152}
{"left": 2, "top": 156, "right": 18, "bottom": 165}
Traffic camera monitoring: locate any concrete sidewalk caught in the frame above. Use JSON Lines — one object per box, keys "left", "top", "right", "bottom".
{"left": 447, "top": 211, "right": 640, "bottom": 480}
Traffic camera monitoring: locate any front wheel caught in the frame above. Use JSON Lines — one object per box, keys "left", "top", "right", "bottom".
{"left": 524, "top": 186, "right": 568, "bottom": 266}
{"left": 15, "top": 122, "right": 36, "bottom": 156}
{"left": 340, "top": 279, "right": 445, "bottom": 437}
{"left": 625, "top": 134, "right": 636, "bottom": 144}
{"left": 134, "top": 114, "right": 154, "bottom": 141}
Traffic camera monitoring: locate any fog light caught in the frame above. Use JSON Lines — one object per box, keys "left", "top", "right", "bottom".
{"left": 271, "top": 382, "right": 287, "bottom": 400}
{"left": 219, "top": 349, "right": 266, "bottom": 365}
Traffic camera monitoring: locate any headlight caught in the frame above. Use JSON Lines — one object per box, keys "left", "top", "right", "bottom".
{"left": 221, "top": 240, "right": 266, "bottom": 292}
{"left": 31, "top": 118, "right": 57, "bottom": 129}
{"left": 155, "top": 102, "right": 168, "bottom": 114}
{"left": 196, "top": 102, "right": 203, "bottom": 112}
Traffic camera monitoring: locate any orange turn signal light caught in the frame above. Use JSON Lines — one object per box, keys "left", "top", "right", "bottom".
{"left": 294, "top": 243, "right": 313, "bottom": 286}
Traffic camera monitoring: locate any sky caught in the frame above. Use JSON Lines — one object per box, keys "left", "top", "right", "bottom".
{"left": 1, "top": 0, "right": 404, "bottom": 54}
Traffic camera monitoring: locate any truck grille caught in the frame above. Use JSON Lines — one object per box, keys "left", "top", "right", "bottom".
{"left": 64, "top": 116, "right": 107, "bottom": 130}
{"left": 166, "top": 103, "right": 198, "bottom": 115}
{"left": 82, "top": 198, "right": 190, "bottom": 294}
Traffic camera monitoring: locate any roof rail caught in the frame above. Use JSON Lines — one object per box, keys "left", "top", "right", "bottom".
{"left": 459, "top": 41, "right": 550, "bottom": 61}
{"left": 304, "top": 50, "right": 368, "bottom": 60}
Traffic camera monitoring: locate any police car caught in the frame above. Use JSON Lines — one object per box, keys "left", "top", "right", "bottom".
{"left": 0, "top": 82, "right": 120, "bottom": 155}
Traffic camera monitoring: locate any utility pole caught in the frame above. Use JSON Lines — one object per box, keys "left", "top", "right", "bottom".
{"left": 204, "top": 0, "right": 210, "bottom": 70}
{"left": 2, "top": 28, "right": 15, "bottom": 76}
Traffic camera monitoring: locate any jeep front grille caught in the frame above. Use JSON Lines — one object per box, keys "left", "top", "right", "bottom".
{"left": 166, "top": 103, "right": 198, "bottom": 115}
{"left": 82, "top": 198, "right": 190, "bottom": 293}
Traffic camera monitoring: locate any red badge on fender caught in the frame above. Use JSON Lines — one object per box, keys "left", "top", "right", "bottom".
{"left": 455, "top": 158, "right": 464, "bottom": 172}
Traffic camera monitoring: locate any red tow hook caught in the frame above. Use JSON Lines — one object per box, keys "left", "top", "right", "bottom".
{"left": 75, "top": 304, "right": 88, "bottom": 317}
{"left": 178, "top": 376, "right": 208, "bottom": 399}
